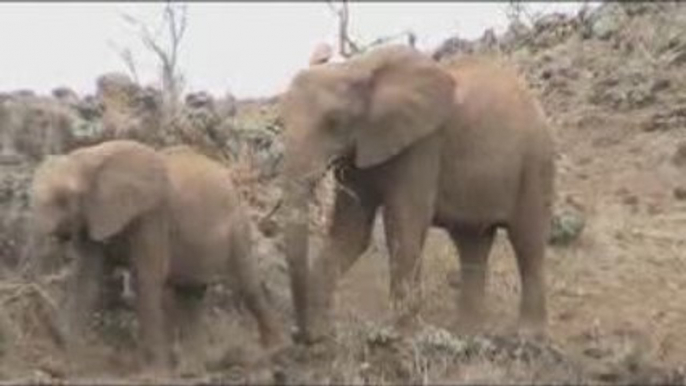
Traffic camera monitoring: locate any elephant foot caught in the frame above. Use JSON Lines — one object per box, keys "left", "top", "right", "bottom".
{"left": 133, "top": 349, "right": 173, "bottom": 378}
{"left": 259, "top": 332, "right": 290, "bottom": 368}
{"left": 62, "top": 331, "right": 91, "bottom": 367}
{"left": 136, "top": 366, "right": 173, "bottom": 383}
{"left": 291, "top": 326, "right": 322, "bottom": 346}
{"left": 390, "top": 308, "right": 422, "bottom": 337}
{"left": 140, "top": 347, "right": 174, "bottom": 375}
{"left": 517, "top": 317, "right": 548, "bottom": 340}
{"left": 260, "top": 324, "right": 288, "bottom": 350}
{"left": 175, "top": 356, "right": 205, "bottom": 379}
{"left": 291, "top": 312, "right": 335, "bottom": 346}
{"left": 456, "top": 304, "right": 488, "bottom": 334}
{"left": 389, "top": 301, "right": 422, "bottom": 336}
{"left": 250, "top": 340, "right": 293, "bottom": 375}
{"left": 454, "top": 318, "right": 486, "bottom": 336}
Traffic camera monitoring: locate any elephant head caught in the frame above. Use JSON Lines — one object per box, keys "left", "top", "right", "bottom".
{"left": 32, "top": 155, "right": 84, "bottom": 242}
{"left": 31, "top": 140, "right": 169, "bottom": 244}
{"left": 279, "top": 45, "right": 456, "bottom": 339}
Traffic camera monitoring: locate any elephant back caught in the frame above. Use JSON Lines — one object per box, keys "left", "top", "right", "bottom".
{"left": 162, "top": 146, "right": 241, "bottom": 241}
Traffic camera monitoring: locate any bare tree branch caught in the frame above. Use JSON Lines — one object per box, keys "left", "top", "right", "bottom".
{"left": 326, "top": 1, "right": 417, "bottom": 59}
{"left": 108, "top": 40, "right": 140, "bottom": 83}
{"left": 118, "top": 1, "right": 188, "bottom": 117}
{"left": 364, "top": 29, "right": 417, "bottom": 50}
{"left": 506, "top": 0, "right": 541, "bottom": 26}
{"left": 327, "top": 0, "right": 361, "bottom": 58}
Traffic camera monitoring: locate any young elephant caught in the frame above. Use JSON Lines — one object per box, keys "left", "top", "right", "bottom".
{"left": 280, "top": 46, "right": 555, "bottom": 343}
{"left": 31, "top": 140, "right": 285, "bottom": 369}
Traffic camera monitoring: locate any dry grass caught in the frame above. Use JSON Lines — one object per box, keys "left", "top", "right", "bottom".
{"left": 3, "top": 3, "right": 686, "bottom": 384}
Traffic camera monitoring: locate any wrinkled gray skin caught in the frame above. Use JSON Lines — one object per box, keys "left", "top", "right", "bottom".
{"left": 31, "top": 140, "right": 285, "bottom": 370}
{"left": 280, "top": 45, "right": 555, "bottom": 343}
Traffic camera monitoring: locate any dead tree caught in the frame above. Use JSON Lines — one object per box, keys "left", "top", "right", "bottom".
{"left": 107, "top": 42, "right": 141, "bottom": 84}
{"left": 505, "top": 1, "right": 544, "bottom": 27}
{"left": 364, "top": 30, "right": 418, "bottom": 50}
{"left": 120, "top": 1, "right": 188, "bottom": 119}
{"left": 506, "top": 0, "right": 527, "bottom": 25}
{"left": 327, "top": 0, "right": 361, "bottom": 58}
{"left": 327, "top": 0, "right": 418, "bottom": 58}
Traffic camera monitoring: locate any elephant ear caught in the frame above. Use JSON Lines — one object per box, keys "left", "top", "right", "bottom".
{"left": 353, "top": 48, "right": 456, "bottom": 168}
{"left": 83, "top": 143, "right": 168, "bottom": 241}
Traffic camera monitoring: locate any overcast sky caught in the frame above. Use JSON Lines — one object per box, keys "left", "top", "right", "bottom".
{"left": 0, "top": 2, "right": 592, "bottom": 99}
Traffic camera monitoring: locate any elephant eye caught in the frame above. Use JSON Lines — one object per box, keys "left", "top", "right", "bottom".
{"left": 53, "top": 193, "right": 69, "bottom": 208}
{"left": 324, "top": 111, "right": 347, "bottom": 133}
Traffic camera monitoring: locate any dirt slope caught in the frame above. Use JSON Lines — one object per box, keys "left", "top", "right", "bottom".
{"left": 276, "top": 3, "right": 686, "bottom": 384}
{"left": 1, "top": 2, "right": 686, "bottom": 384}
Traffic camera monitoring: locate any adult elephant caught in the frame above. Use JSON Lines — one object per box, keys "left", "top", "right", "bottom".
{"left": 280, "top": 45, "right": 555, "bottom": 343}
{"left": 31, "top": 140, "right": 285, "bottom": 370}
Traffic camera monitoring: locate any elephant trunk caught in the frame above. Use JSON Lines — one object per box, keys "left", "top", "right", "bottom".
{"left": 283, "top": 180, "right": 311, "bottom": 340}
{"left": 281, "top": 144, "right": 328, "bottom": 342}
{"left": 54, "top": 236, "right": 106, "bottom": 355}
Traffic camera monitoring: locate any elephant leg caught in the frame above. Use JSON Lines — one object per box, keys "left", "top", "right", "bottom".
{"left": 449, "top": 227, "right": 495, "bottom": 330}
{"left": 307, "top": 176, "right": 378, "bottom": 343}
{"left": 164, "top": 284, "right": 206, "bottom": 366}
{"left": 129, "top": 215, "right": 171, "bottom": 369}
{"left": 373, "top": 133, "right": 440, "bottom": 324}
{"left": 508, "top": 178, "right": 550, "bottom": 333}
{"left": 175, "top": 285, "right": 206, "bottom": 345}
{"left": 230, "top": 222, "right": 286, "bottom": 349}
{"left": 382, "top": 201, "right": 431, "bottom": 324}
{"left": 379, "top": 153, "right": 439, "bottom": 323}
{"left": 162, "top": 285, "right": 180, "bottom": 363}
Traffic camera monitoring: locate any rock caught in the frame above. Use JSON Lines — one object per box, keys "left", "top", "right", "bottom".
{"left": 432, "top": 36, "right": 474, "bottom": 61}
{"left": 673, "top": 187, "right": 686, "bottom": 201}
{"left": 74, "top": 95, "right": 103, "bottom": 121}
{"left": 650, "top": 78, "right": 671, "bottom": 93}
{"left": 646, "top": 106, "right": 686, "bottom": 132}
{"left": 621, "top": 193, "right": 639, "bottom": 208}
{"left": 549, "top": 208, "right": 586, "bottom": 246}
{"left": 96, "top": 72, "right": 140, "bottom": 111}
{"left": 51, "top": 87, "right": 79, "bottom": 106}
{"left": 134, "top": 87, "right": 162, "bottom": 114}
{"left": 12, "top": 90, "right": 36, "bottom": 99}
{"left": 94, "top": 77, "right": 168, "bottom": 146}
{"left": 672, "top": 142, "right": 686, "bottom": 168}
{"left": 185, "top": 91, "right": 215, "bottom": 109}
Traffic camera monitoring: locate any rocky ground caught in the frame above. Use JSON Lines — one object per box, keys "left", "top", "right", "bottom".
{"left": 1, "top": 2, "right": 686, "bottom": 384}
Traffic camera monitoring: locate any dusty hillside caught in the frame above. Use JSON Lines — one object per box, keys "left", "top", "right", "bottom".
{"left": 276, "top": 3, "right": 686, "bottom": 384}
{"left": 0, "top": 2, "right": 686, "bottom": 384}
